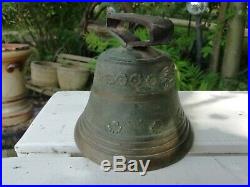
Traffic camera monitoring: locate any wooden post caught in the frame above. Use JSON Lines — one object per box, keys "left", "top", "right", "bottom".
{"left": 209, "top": 3, "right": 228, "bottom": 73}
{"left": 221, "top": 3, "right": 247, "bottom": 78}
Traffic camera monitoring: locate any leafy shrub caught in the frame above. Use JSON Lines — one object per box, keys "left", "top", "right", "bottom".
{"left": 85, "top": 32, "right": 120, "bottom": 55}
{"left": 87, "top": 58, "right": 97, "bottom": 72}
{"left": 2, "top": 3, "right": 88, "bottom": 60}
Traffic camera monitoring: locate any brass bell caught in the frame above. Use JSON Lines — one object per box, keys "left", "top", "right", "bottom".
{"left": 75, "top": 13, "right": 193, "bottom": 171}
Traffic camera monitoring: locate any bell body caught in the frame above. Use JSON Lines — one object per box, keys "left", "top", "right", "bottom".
{"left": 75, "top": 46, "right": 193, "bottom": 170}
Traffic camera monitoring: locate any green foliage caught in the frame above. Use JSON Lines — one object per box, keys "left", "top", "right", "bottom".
{"left": 134, "top": 28, "right": 149, "bottom": 41}
{"left": 3, "top": 2, "right": 247, "bottom": 91}
{"left": 175, "top": 59, "right": 247, "bottom": 91}
{"left": 133, "top": 3, "right": 188, "bottom": 18}
{"left": 85, "top": 26, "right": 222, "bottom": 91}
{"left": 87, "top": 59, "right": 97, "bottom": 72}
{"left": 160, "top": 28, "right": 194, "bottom": 57}
{"left": 175, "top": 60, "right": 219, "bottom": 90}
{"left": 85, "top": 32, "right": 120, "bottom": 55}
{"left": 201, "top": 21, "right": 226, "bottom": 59}
{"left": 134, "top": 26, "right": 194, "bottom": 58}
{"left": 3, "top": 3, "right": 86, "bottom": 29}
{"left": 133, "top": 26, "right": 247, "bottom": 91}
{"left": 83, "top": 24, "right": 248, "bottom": 91}
{"left": 218, "top": 79, "right": 248, "bottom": 91}
{"left": 2, "top": 3, "right": 88, "bottom": 60}
{"left": 202, "top": 45, "right": 213, "bottom": 58}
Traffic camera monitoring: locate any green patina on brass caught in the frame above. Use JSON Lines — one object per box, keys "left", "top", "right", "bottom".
{"left": 74, "top": 13, "right": 193, "bottom": 171}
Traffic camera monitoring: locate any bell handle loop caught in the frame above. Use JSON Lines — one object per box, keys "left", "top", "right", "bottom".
{"left": 107, "top": 13, "right": 174, "bottom": 48}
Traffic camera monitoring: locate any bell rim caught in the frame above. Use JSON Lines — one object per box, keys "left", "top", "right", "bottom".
{"left": 74, "top": 116, "right": 194, "bottom": 171}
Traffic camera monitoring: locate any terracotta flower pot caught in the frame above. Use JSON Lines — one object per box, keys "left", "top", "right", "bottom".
{"left": 2, "top": 43, "right": 32, "bottom": 127}
{"left": 57, "top": 62, "right": 89, "bottom": 90}
{"left": 31, "top": 61, "right": 58, "bottom": 87}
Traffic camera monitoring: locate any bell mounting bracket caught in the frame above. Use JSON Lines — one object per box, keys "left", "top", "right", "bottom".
{"left": 107, "top": 13, "right": 174, "bottom": 48}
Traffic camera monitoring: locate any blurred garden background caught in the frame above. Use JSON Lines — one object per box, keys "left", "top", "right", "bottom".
{"left": 2, "top": 2, "right": 248, "bottom": 156}
{"left": 3, "top": 2, "right": 248, "bottom": 91}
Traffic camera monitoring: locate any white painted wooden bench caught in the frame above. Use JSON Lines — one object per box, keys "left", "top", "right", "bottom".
{"left": 3, "top": 156, "right": 247, "bottom": 184}
{"left": 2, "top": 91, "right": 248, "bottom": 184}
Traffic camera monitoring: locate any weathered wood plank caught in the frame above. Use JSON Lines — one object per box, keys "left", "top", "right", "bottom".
{"left": 57, "top": 53, "right": 93, "bottom": 63}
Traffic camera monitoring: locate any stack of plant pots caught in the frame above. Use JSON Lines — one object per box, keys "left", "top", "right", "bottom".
{"left": 2, "top": 43, "right": 32, "bottom": 149}
{"left": 30, "top": 54, "right": 91, "bottom": 91}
